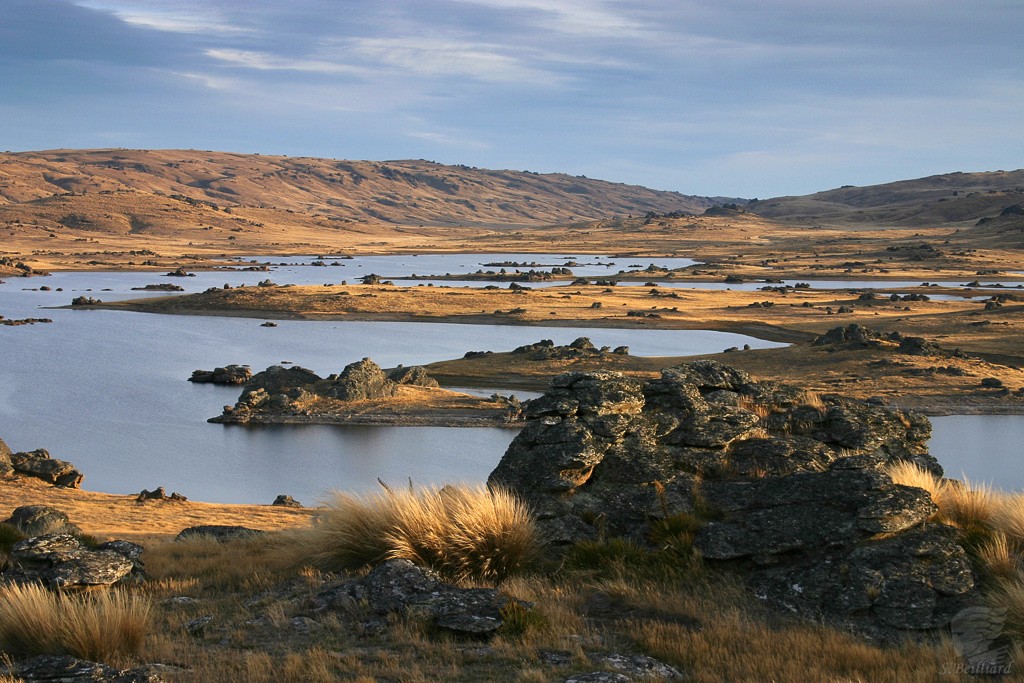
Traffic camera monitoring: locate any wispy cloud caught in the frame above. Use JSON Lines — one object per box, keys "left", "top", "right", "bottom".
{"left": 205, "top": 49, "right": 366, "bottom": 76}
{"left": 74, "top": 1, "right": 252, "bottom": 36}
{"left": 344, "top": 36, "right": 567, "bottom": 85}
{"left": 450, "top": 0, "right": 648, "bottom": 37}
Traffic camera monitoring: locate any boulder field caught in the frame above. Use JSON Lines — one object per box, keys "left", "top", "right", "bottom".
{"left": 489, "top": 360, "right": 976, "bottom": 640}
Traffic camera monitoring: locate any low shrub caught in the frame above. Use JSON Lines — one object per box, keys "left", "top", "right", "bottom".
{"left": 299, "top": 484, "right": 538, "bottom": 582}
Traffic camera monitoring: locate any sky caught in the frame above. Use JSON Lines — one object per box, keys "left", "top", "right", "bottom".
{"left": 1, "top": 0, "right": 1022, "bottom": 198}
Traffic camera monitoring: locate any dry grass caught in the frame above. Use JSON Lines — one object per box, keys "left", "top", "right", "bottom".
{"left": 635, "top": 613, "right": 956, "bottom": 683}
{"left": 0, "top": 583, "right": 151, "bottom": 661}
{"left": 291, "top": 484, "right": 539, "bottom": 582}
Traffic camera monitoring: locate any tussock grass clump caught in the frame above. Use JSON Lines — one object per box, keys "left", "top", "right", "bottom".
{"left": 0, "top": 583, "right": 152, "bottom": 661}
{"left": 299, "top": 484, "right": 538, "bottom": 582}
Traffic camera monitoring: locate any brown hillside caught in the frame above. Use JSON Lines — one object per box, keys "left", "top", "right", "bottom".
{"left": 0, "top": 149, "right": 719, "bottom": 232}
{"left": 754, "top": 169, "right": 1024, "bottom": 228}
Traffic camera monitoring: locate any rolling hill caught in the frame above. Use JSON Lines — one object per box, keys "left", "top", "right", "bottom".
{"left": 0, "top": 149, "right": 727, "bottom": 237}
{"left": 754, "top": 170, "right": 1024, "bottom": 228}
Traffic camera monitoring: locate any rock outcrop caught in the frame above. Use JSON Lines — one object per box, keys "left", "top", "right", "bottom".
{"left": 488, "top": 361, "right": 973, "bottom": 640}
{"left": 188, "top": 364, "right": 252, "bottom": 384}
{"left": 9, "top": 449, "right": 84, "bottom": 488}
{"left": 2, "top": 534, "right": 141, "bottom": 589}
{"left": 511, "top": 337, "right": 630, "bottom": 361}
{"left": 216, "top": 359, "right": 438, "bottom": 423}
{"left": 813, "top": 324, "right": 964, "bottom": 358}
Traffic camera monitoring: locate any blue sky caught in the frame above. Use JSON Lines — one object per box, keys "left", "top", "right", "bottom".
{"left": 1, "top": 0, "right": 1022, "bottom": 198}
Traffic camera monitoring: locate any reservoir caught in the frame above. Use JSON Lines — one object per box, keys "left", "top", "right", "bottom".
{"left": 1, "top": 255, "right": 1020, "bottom": 502}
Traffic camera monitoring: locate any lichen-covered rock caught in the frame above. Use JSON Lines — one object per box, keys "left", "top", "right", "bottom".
{"left": 489, "top": 360, "right": 971, "bottom": 640}
{"left": 4, "top": 534, "right": 136, "bottom": 589}
{"left": 10, "top": 449, "right": 84, "bottom": 488}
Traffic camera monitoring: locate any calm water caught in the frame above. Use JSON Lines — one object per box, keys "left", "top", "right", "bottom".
{"left": 1, "top": 255, "right": 1021, "bottom": 502}
{"left": 929, "top": 416, "right": 1024, "bottom": 492}
{"left": 1, "top": 267, "right": 784, "bottom": 503}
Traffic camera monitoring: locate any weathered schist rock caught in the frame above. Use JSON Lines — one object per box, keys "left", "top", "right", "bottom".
{"left": 2, "top": 534, "right": 143, "bottom": 589}
{"left": 188, "top": 364, "right": 252, "bottom": 385}
{"left": 214, "top": 359, "right": 438, "bottom": 423}
{"left": 488, "top": 360, "right": 974, "bottom": 640}
{"left": 8, "top": 448, "right": 84, "bottom": 488}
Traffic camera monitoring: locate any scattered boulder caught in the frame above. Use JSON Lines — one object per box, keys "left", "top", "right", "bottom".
{"left": 188, "top": 365, "right": 252, "bottom": 385}
{"left": 3, "top": 534, "right": 137, "bottom": 589}
{"left": 4, "top": 505, "right": 81, "bottom": 537}
{"left": 981, "top": 377, "right": 1005, "bottom": 389}
{"left": 814, "top": 324, "right": 963, "bottom": 358}
{"left": 136, "top": 487, "right": 187, "bottom": 502}
{"left": 70, "top": 296, "right": 101, "bottom": 306}
{"left": 322, "top": 559, "right": 530, "bottom": 637}
{"left": 488, "top": 361, "right": 967, "bottom": 640}
{"left": 175, "top": 525, "right": 265, "bottom": 542}
{"left": 10, "top": 449, "right": 84, "bottom": 488}
{"left": 272, "top": 495, "right": 302, "bottom": 508}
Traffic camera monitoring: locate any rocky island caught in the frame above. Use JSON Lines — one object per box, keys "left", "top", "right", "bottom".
{"left": 211, "top": 358, "right": 523, "bottom": 427}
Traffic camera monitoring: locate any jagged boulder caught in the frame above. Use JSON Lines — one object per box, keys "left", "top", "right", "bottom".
{"left": 3, "top": 534, "right": 137, "bottom": 589}
{"left": 4, "top": 505, "right": 82, "bottom": 537}
{"left": 5, "top": 655, "right": 174, "bottom": 683}
{"left": 489, "top": 361, "right": 969, "bottom": 639}
{"left": 321, "top": 358, "right": 397, "bottom": 401}
{"left": 10, "top": 449, "right": 83, "bottom": 488}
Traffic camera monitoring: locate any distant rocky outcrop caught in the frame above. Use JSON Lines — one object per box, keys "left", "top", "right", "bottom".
{"left": 132, "top": 283, "right": 184, "bottom": 291}
{"left": 215, "top": 359, "right": 438, "bottom": 423}
{"left": 136, "top": 487, "right": 188, "bottom": 502}
{"left": 488, "top": 361, "right": 973, "bottom": 640}
{"left": 188, "top": 364, "right": 252, "bottom": 385}
{"left": 813, "top": 324, "right": 964, "bottom": 358}
{"left": 510, "top": 337, "right": 630, "bottom": 361}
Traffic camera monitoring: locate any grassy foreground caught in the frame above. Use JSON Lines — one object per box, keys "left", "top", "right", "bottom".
{"left": 1, "top": 476, "right": 1021, "bottom": 681}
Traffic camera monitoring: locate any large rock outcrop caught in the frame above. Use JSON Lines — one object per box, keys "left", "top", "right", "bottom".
{"left": 488, "top": 360, "right": 974, "bottom": 640}
{"left": 2, "top": 534, "right": 142, "bottom": 589}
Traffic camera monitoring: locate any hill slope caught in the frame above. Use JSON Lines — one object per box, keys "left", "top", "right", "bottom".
{"left": 0, "top": 149, "right": 724, "bottom": 237}
{"left": 754, "top": 170, "right": 1024, "bottom": 227}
